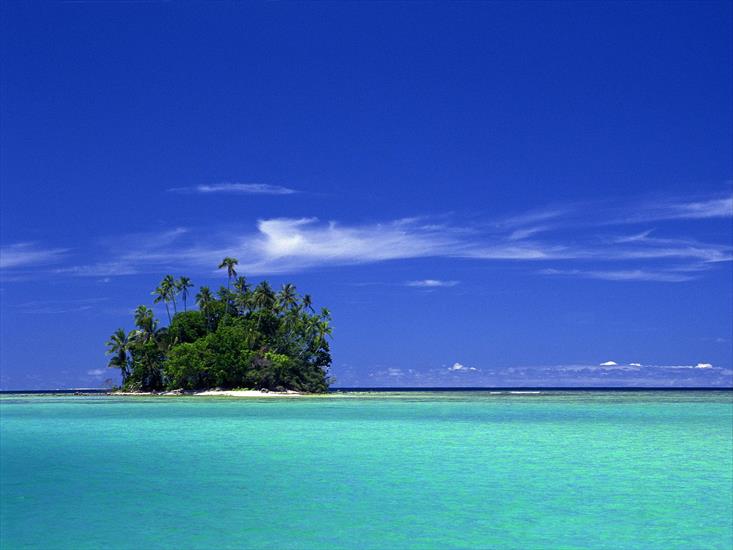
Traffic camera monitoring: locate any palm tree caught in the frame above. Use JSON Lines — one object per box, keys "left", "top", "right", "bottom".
{"left": 196, "top": 286, "right": 213, "bottom": 327}
{"left": 152, "top": 275, "right": 176, "bottom": 323}
{"left": 177, "top": 276, "right": 193, "bottom": 312}
{"left": 277, "top": 283, "right": 298, "bottom": 313}
{"left": 152, "top": 284, "right": 171, "bottom": 324}
{"left": 196, "top": 285, "right": 213, "bottom": 309}
{"left": 218, "top": 257, "right": 239, "bottom": 290}
{"left": 217, "top": 286, "right": 233, "bottom": 312}
{"left": 302, "top": 294, "right": 314, "bottom": 313}
{"left": 163, "top": 274, "right": 177, "bottom": 315}
{"left": 134, "top": 305, "right": 158, "bottom": 342}
{"left": 233, "top": 275, "right": 249, "bottom": 295}
{"left": 233, "top": 276, "right": 250, "bottom": 315}
{"left": 315, "top": 308, "right": 332, "bottom": 348}
{"left": 105, "top": 328, "right": 132, "bottom": 383}
{"left": 252, "top": 281, "right": 276, "bottom": 311}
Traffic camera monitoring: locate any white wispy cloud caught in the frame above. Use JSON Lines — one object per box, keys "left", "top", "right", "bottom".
{"left": 59, "top": 212, "right": 731, "bottom": 280}
{"left": 0, "top": 243, "right": 68, "bottom": 270}
{"left": 599, "top": 361, "right": 618, "bottom": 366}
{"left": 24, "top": 190, "right": 732, "bottom": 283}
{"left": 540, "top": 268, "right": 700, "bottom": 283}
{"left": 406, "top": 279, "right": 459, "bottom": 288}
{"left": 168, "top": 183, "right": 297, "bottom": 195}
{"left": 613, "top": 229, "right": 656, "bottom": 243}
{"left": 639, "top": 196, "right": 733, "bottom": 221}
{"left": 508, "top": 225, "right": 554, "bottom": 241}
{"left": 242, "top": 217, "right": 465, "bottom": 273}
{"left": 13, "top": 298, "right": 107, "bottom": 314}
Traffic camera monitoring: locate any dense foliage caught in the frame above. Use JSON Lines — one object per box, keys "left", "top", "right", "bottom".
{"left": 105, "top": 258, "right": 333, "bottom": 392}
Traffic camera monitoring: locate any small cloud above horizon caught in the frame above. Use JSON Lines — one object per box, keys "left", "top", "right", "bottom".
{"left": 599, "top": 361, "right": 618, "bottom": 366}
{"left": 407, "top": 279, "right": 459, "bottom": 288}
{"left": 168, "top": 182, "right": 297, "bottom": 195}
{"left": 449, "top": 362, "right": 477, "bottom": 372}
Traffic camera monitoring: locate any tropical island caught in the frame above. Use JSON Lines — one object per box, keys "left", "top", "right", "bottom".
{"left": 105, "top": 257, "right": 333, "bottom": 394}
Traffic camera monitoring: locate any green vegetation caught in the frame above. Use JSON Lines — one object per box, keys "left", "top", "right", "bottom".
{"left": 105, "top": 259, "right": 333, "bottom": 393}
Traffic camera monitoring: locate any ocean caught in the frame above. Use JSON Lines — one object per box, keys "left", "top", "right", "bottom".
{"left": 1, "top": 390, "right": 731, "bottom": 549}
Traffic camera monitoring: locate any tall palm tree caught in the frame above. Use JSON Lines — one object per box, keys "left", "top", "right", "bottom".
{"left": 105, "top": 328, "right": 132, "bottom": 383}
{"left": 218, "top": 257, "right": 239, "bottom": 290}
{"left": 302, "top": 294, "right": 314, "bottom": 313}
{"left": 163, "top": 274, "right": 177, "bottom": 315}
{"left": 152, "top": 284, "right": 171, "bottom": 324}
{"left": 177, "top": 276, "right": 193, "bottom": 312}
{"left": 152, "top": 275, "right": 176, "bottom": 323}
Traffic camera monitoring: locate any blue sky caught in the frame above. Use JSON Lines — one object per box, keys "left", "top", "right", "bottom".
{"left": 1, "top": 1, "right": 731, "bottom": 389}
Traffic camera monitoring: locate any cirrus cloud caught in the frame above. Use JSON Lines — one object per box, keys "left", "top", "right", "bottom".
{"left": 168, "top": 182, "right": 297, "bottom": 195}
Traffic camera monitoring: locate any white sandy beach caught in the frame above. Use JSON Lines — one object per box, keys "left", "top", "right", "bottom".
{"left": 111, "top": 389, "right": 304, "bottom": 397}
{"left": 193, "top": 389, "right": 304, "bottom": 397}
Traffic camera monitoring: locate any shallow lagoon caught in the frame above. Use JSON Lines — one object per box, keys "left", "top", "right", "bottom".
{"left": 1, "top": 391, "right": 731, "bottom": 549}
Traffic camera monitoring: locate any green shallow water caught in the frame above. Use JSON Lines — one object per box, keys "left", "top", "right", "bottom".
{"left": 1, "top": 391, "right": 731, "bottom": 549}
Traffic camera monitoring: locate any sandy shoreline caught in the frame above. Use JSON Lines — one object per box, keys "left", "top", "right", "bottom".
{"left": 111, "top": 389, "right": 305, "bottom": 397}
{"left": 193, "top": 389, "right": 304, "bottom": 397}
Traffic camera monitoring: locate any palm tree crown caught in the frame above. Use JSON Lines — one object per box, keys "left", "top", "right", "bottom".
{"left": 218, "top": 257, "right": 239, "bottom": 289}
{"left": 105, "top": 328, "right": 132, "bottom": 382}
{"left": 177, "top": 276, "right": 193, "bottom": 311}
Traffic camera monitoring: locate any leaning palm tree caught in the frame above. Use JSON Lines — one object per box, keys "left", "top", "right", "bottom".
{"left": 105, "top": 328, "right": 131, "bottom": 383}
{"left": 177, "top": 276, "right": 193, "bottom": 312}
{"left": 152, "top": 284, "right": 171, "bottom": 324}
{"left": 152, "top": 275, "right": 176, "bottom": 323}
{"left": 218, "top": 257, "right": 239, "bottom": 290}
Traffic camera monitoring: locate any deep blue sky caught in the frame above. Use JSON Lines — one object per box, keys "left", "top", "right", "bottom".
{"left": 1, "top": 1, "right": 731, "bottom": 389}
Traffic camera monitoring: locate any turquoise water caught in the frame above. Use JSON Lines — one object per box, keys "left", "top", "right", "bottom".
{"left": 1, "top": 391, "right": 731, "bottom": 549}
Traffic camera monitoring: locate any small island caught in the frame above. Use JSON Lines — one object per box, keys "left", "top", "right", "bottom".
{"left": 105, "top": 257, "right": 333, "bottom": 394}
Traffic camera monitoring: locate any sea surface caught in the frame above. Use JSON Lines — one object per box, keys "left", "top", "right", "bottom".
{"left": 1, "top": 390, "right": 731, "bottom": 549}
